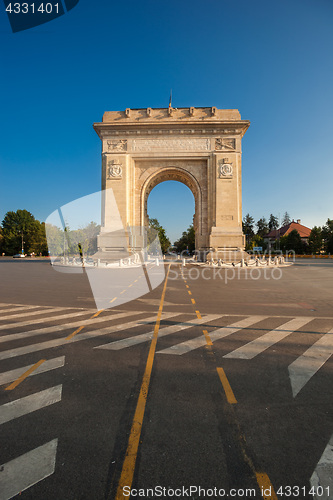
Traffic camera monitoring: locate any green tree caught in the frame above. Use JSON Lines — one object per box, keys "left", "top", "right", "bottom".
{"left": 1, "top": 210, "right": 47, "bottom": 255}
{"left": 0, "top": 226, "right": 3, "bottom": 254}
{"left": 256, "top": 217, "right": 269, "bottom": 237}
{"left": 242, "top": 213, "right": 255, "bottom": 236}
{"left": 268, "top": 214, "right": 279, "bottom": 231}
{"left": 148, "top": 218, "right": 171, "bottom": 254}
{"left": 249, "top": 234, "right": 267, "bottom": 252}
{"left": 322, "top": 219, "right": 333, "bottom": 254}
{"left": 308, "top": 226, "right": 322, "bottom": 254}
{"left": 66, "top": 222, "right": 100, "bottom": 256}
{"left": 278, "top": 235, "right": 288, "bottom": 253}
{"left": 174, "top": 225, "right": 195, "bottom": 254}
{"left": 286, "top": 229, "right": 304, "bottom": 254}
{"left": 242, "top": 214, "right": 255, "bottom": 250}
{"left": 281, "top": 212, "right": 291, "bottom": 226}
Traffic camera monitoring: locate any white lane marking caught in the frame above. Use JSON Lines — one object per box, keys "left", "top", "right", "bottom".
{"left": 288, "top": 328, "right": 333, "bottom": 397}
{"left": 0, "top": 385, "right": 62, "bottom": 425}
{"left": 96, "top": 314, "right": 221, "bottom": 351}
{"left": 0, "top": 439, "right": 58, "bottom": 500}
{"left": 310, "top": 433, "right": 333, "bottom": 500}
{"left": 0, "top": 305, "right": 42, "bottom": 314}
{"left": 0, "top": 356, "right": 65, "bottom": 386}
{"left": 0, "top": 313, "right": 175, "bottom": 361}
{"left": 0, "top": 310, "right": 143, "bottom": 343}
{"left": 224, "top": 317, "right": 313, "bottom": 360}
{"left": 157, "top": 316, "right": 266, "bottom": 355}
{"left": 0, "top": 307, "right": 71, "bottom": 323}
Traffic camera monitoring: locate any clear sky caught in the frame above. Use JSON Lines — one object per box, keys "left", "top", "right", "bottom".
{"left": 1, "top": 0, "right": 332, "bottom": 243}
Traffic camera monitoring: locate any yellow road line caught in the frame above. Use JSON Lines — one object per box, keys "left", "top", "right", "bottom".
{"left": 67, "top": 325, "right": 84, "bottom": 340}
{"left": 5, "top": 359, "right": 46, "bottom": 391}
{"left": 188, "top": 290, "right": 192, "bottom": 295}
{"left": 120, "top": 290, "right": 126, "bottom": 295}
{"left": 128, "top": 284, "right": 133, "bottom": 288}
{"left": 115, "top": 264, "right": 171, "bottom": 499}
{"left": 186, "top": 284, "right": 189, "bottom": 288}
{"left": 191, "top": 298, "right": 196, "bottom": 305}
{"left": 255, "top": 472, "right": 278, "bottom": 500}
{"left": 110, "top": 297, "right": 117, "bottom": 303}
{"left": 195, "top": 311, "right": 202, "bottom": 320}
{"left": 216, "top": 367, "right": 237, "bottom": 405}
{"left": 92, "top": 310, "right": 103, "bottom": 318}
{"left": 203, "top": 329, "right": 213, "bottom": 346}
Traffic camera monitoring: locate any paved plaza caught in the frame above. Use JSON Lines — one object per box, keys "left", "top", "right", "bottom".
{"left": 0, "top": 258, "right": 332, "bottom": 499}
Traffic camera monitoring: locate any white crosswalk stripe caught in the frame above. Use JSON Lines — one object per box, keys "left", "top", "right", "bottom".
{"left": 96, "top": 314, "right": 221, "bottom": 351}
{"left": 0, "top": 306, "right": 74, "bottom": 322}
{"left": 224, "top": 317, "right": 313, "bottom": 360}
{"left": 0, "top": 385, "right": 62, "bottom": 425}
{"left": 288, "top": 328, "right": 333, "bottom": 397}
{"left": 0, "top": 312, "right": 174, "bottom": 361}
{"left": 310, "top": 433, "right": 333, "bottom": 500}
{"left": 0, "top": 309, "right": 92, "bottom": 333}
{"left": 0, "top": 356, "right": 65, "bottom": 386}
{"left": 157, "top": 316, "right": 266, "bottom": 356}
{"left": 0, "top": 305, "right": 42, "bottom": 314}
{"left": 0, "top": 439, "right": 58, "bottom": 500}
{"left": 0, "top": 310, "right": 144, "bottom": 344}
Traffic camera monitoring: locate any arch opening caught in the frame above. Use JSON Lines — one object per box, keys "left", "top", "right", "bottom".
{"left": 147, "top": 181, "right": 195, "bottom": 247}
{"left": 141, "top": 167, "right": 202, "bottom": 251}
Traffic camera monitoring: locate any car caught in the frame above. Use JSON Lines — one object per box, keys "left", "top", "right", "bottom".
{"left": 13, "top": 253, "right": 26, "bottom": 258}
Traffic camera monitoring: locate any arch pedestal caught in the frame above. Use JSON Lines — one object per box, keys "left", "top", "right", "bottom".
{"left": 93, "top": 107, "right": 250, "bottom": 261}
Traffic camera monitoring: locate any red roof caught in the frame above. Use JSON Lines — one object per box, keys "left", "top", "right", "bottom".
{"left": 266, "top": 221, "right": 311, "bottom": 239}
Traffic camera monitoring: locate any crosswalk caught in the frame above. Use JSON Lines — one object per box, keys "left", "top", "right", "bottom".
{"left": 0, "top": 302, "right": 332, "bottom": 498}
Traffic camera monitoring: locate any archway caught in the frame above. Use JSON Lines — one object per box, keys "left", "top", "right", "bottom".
{"left": 142, "top": 167, "right": 201, "bottom": 249}
{"left": 93, "top": 106, "right": 250, "bottom": 260}
{"left": 147, "top": 179, "right": 195, "bottom": 249}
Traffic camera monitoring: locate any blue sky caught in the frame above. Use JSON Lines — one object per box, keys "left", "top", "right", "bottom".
{"left": 1, "top": 0, "right": 332, "bottom": 243}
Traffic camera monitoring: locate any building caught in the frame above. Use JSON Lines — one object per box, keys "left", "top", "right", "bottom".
{"left": 265, "top": 219, "right": 311, "bottom": 248}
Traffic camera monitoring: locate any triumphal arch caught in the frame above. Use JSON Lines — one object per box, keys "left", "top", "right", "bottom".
{"left": 93, "top": 107, "right": 250, "bottom": 260}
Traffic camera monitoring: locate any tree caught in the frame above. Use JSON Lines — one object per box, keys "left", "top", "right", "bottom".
{"left": 308, "top": 226, "right": 322, "bottom": 254}
{"left": 286, "top": 229, "right": 304, "bottom": 254}
{"left": 281, "top": 212, "right": 291, "bottom": 226}
{"left": 322, "top": 218, "right": 333, "bottom": 254}
{"left": 256, "top": 217, "right": 269, "bottom": 237}
{"left": 249, "top": 234, "right": 267, "bottom": 252}
{"left": 242, "top": 214, "right": 255, "bottom": 238}
{"left": 148, "top": 218, "right": 171, "bottom": 254}
{"left": 1, "top": 210, "right": 48, "bottom": 255}
{"left": 268, "top": 214, "right": 279, "bottom": 232}
{"left": 242, "top": 214, "right": 255, "bottom": 249}
{"left": 174, "top": 225, "right": 195, "bottom": 254}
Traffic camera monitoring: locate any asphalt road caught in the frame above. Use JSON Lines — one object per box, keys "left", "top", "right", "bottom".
{"left": 0, "top": 258, "right": 332, "bottom": 500}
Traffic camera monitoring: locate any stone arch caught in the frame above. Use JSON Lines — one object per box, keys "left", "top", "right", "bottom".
{"left": 141, "top": 167, "right": 202, "bottom": 237}
{"left": 93, "top": 106, "right": 250, "bottom": 260}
